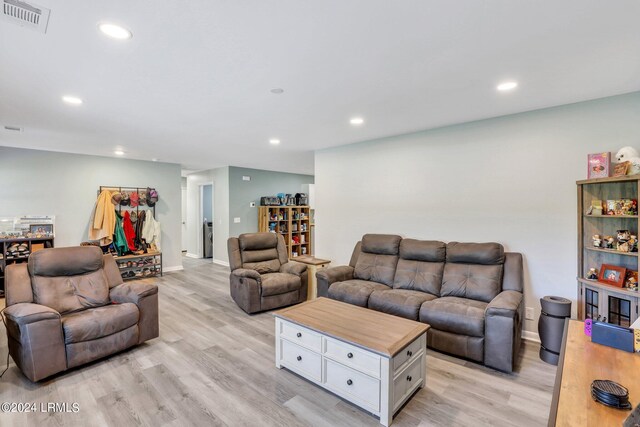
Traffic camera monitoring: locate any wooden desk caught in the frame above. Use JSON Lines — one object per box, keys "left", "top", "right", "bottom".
{"left": 549, "top": 320, "right": 640, "bottom": 426}
{"left": 291, "top": 255, "right": 331, "bottom": 300}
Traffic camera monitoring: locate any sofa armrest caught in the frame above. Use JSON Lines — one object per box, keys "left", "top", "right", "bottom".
{"left": 231, "top": 268, "right": 262, "bottom": 282}
{"left": 280, "top": 261, "right": 307, "bottom": 277}
{"left": 486, "top": 290, "right": 522, "bottom": 317}
{"left": 2, "top": 303, "right": 66, "bottom": 382}
{"left": 484, "top": 290, "right": 523, "bottom": 372}
{"left": 316, "top": 265, "right": 354, "bottom": 297}
{"left": 110, "top": 282, "right": 159, "bottom": 344}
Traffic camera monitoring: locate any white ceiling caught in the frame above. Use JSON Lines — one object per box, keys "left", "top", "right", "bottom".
{"left": 1, "top": 1, "right": 639, "bottom": 175}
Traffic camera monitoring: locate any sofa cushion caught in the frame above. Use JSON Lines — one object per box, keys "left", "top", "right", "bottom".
{"left": 400, "top": 239, "right": 446, "bottom": 262}
{"left": 31, "top": 269, "right": 111, "bottom": 315}
{"left": 446, "top": 242, "right": 504, "bottom": 265}
{"left": 61, "top": 302, "right": 139, "bottom": 344}
{"left": 393, "top": 259, "right": 444, "bottom": 296}
{"left": 28, "top": 246, "right": 104, "bottom": 277}
{"left": 328, "top": 279, "right": 389, "bottom": 307}
{"left": 368, "top": 289, "right": 437, "bottom": 320}
{"left": 441, "top": 263, "right": 503, "bottom": 303}
{"left": 360, "top": 234, "right": 402, "bottom": 255}
{"left": 260, "top": 273, "right": 301, "bottom": 297}
{"left": 419, "top": 297, "right": 487, "bottom": 337}
{"left": 239, "top": 233, "right": 278, "bottom": 251}
{"left": 242, "top": 249, "right": 281, "bottom": 274}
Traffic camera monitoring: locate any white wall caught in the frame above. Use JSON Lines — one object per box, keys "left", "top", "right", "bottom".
{"left": 0, "top": 147, "right": 183, "bottom": 269}
{"left": 315, "top": 91, "right": 640, "bottom": 333}
{"left": 185, "top": 167, "right": 229, "bottom": 263}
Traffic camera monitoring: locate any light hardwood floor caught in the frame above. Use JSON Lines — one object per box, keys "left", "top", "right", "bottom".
{"left": 0, "top": 258, "right": 556, "bottom": 426}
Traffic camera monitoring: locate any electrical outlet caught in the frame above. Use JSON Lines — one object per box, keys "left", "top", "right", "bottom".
{"left": 234, "top": 217, "right": 241, "bottom": 223}
{"left": 525, "top": 307, "right": 534, "bottom": 320}
{"left": 249, "top": 202, "right": 256, "bottom": 207}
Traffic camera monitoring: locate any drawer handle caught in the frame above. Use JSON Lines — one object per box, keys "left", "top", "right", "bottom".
{"left": 407, "top": 350, "right": 413, "bottom": 357}
{"left": 347, "top": 379, "right": 353, "bottom": 386}
{"left": 296, "top": 332, "right": 302, "bottom": 338}
{"left": 296, "top": 356, "right": 302, "bottom": 361}
{"left": 407, "top": 375, "right": 412, "bottom": 382}
{"left": 347, "top": 352, "right": 353, "bottom": 358}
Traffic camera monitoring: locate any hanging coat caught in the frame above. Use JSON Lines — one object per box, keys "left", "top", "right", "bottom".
{"left": 113, "top": 211, "right": 128, "bottom": 256}
{"left": 89, "top": 190, "right": 116, "bottom": 245}
{"left": 122, "top": 211, "right": 137, "bottom": 251}
{"left": 141, "top": 210, "right": 161, "bottom": 250}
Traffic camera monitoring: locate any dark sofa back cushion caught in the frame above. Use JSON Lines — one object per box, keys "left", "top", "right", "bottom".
{"left": 393, "top": 239, "right": 446, "bottom": 295}
{"left": 441, "top": 242, "right": 505, "bottom": 303}
{"left": 446, "top": 242, "right": 504, "bottom": 265}
{"left": 29, "top": 246, "right": 103, "bottom": 277}
{"left": 239, "top": 233, "right": 281, "bottom": 273}
{"left": 354, "top": 234, "right": 401, "bottom": 286}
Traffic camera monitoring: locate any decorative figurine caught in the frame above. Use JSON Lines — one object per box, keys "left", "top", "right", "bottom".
{"left": 592, "top": 234, "right": 602, "bottom": 248}
{"left": 631, "top": 235, "right": 638, "bottom": 252}
{"left": 587, "top": 268, "right": 598, "bottom": 280}
{"left": 615, "top": 146, "right": 640, "bottom": 175}
{"left": 604, "top": 235, "right": 615, "bottom": 249}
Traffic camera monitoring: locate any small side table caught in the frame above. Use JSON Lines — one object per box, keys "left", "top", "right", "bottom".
{"left": 291, "top": 255, "right": 331, "bottom": 300}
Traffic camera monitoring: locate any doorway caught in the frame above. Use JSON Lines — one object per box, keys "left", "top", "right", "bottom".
{"left": 199, "top": 183, "right": 214, "bottom": 259}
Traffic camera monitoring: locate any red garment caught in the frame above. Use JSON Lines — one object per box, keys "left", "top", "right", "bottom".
{"left": 122, "top": 211, "right": 137, "bottom": 251}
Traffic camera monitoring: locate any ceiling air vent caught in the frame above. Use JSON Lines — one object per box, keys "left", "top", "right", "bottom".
{"left": 2, "top": 0, "right": 50, "bottom": 33}
{"left": 4, "top": 126, "right": 23, "bottom": 132}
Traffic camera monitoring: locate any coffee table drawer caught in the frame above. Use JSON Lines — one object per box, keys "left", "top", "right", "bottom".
{"left": 280, "top": 321, "right": 322, "bottom": 352}
{"left": 281, "top": 339, "right": 322, "bottom": 382}
{"left": 393, "top": 354, "right": 423, "bottom": 410}
{"left": 392, "top": 336, "right": 423, "bottom": 372}
{"left": 324, "top": 337, "right": 381, "bottom": 378}
{"left": 324, "top": 359, "right": 380, "bottom": 412}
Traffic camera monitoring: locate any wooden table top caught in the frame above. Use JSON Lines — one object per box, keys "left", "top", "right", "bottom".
{"left": 550, "top": 319, "right": 640, "bottom": 426}
{"left": 274, "top": 297, "right": 429, "bottom": 357}
{"left": 291, "top": 255, "right": 331, "bottom": 266}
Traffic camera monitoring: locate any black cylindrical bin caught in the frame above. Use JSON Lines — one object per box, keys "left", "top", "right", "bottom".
{"left": 538, "top": 296, "right": 572, "bottom": 365}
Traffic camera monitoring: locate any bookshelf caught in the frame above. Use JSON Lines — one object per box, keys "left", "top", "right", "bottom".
{"left": 258, "top": 206, "right": 312, "bottom": 259}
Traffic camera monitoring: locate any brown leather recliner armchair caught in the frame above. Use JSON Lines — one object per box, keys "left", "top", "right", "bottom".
{"left": 1, "top": 246, "right": 159, "bottom": 382}
{"left": 228, "top": 233, "right": 308, "bottom": 314}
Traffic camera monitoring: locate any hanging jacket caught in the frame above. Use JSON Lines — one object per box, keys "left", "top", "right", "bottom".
{"left": 122, "top": 211, "right": 137, "bottom": 251}
{"left": 141, "top": 210, "right": 161, "bottom": 251}
{"left": 89, "top": 190, "right": 116, "bottom": 245}
{"left": 134, "top": 210, "right": 146, "bottom": 249}
{"left": 113, "top": 211, "right": 128, "bottom": 256}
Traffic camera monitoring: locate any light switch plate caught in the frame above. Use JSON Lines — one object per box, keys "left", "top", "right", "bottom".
{"left": 525, "top": 307, "right": 534, "bottom": 320}
{"left": 234, "top": 217, "right": 241, "bottom": 223}
{"left": 242, "top": 176, "right": 251, "bottom": 181}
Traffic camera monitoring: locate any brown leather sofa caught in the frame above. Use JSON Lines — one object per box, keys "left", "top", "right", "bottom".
{"left": 317, "top": 234, "right": 524, "bottom": 372}
{"left": 228, "top": 233, "right": 308, "bottom": 314}
{"left": 2, "top": 246, "right": 159, "bottom": 382}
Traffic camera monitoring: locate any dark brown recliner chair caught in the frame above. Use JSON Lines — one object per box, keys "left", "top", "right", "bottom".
{"left": 2, "top": 246, "right": 159, "bottom": 382}
{"left": 228, "top": 233, "right": 308, "bottom": 314}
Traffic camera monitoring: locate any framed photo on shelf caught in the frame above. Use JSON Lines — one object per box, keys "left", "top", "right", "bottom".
{"left": 587, "top": 152, "right": 610, "bottom": 179}
{"left": 598, "top": 264, "right": 626, "bottom": 287}
{"left": 613, "top": 161, "right": 630, "bottom": 177}
{"left": 29, "top": 224, "right": 54, "bottom": 236}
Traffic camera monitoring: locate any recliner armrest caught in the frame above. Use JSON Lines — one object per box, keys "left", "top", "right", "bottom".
{"left": 280, "top": 261, "right": 307, "bottom": 277}
{"left": 3, "top": 303, "right": 60, "bottom": 327}
{"left": 316, "top": 265, "right": 354, "bottom": 297}
{"left": 231, "top": 268, "right": 262, "bottom": 282}
{"left": 110, "top": 281, "right": 158, "bottom": 305}
{"left": 486, "top": 290, "right": 523, "bottom": 317}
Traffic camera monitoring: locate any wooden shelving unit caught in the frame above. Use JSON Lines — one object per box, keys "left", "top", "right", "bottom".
{"left": 258, "top": 206, "right": 312, "bottom": 259}
{"left": 114, "top": 251, "right": 162, "bottom": 280}
{"left": 577, "top": 175, "right": 640, "bottom": 327}
{"left": 0, "top": 237, "right": 54, "bottom": 297}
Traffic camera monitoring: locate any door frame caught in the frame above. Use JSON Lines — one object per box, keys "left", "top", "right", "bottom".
{"left": 198, "top": 182, "right": 214, "bottom": 260}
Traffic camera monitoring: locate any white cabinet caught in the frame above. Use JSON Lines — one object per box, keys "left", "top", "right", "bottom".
{"left": 275, "top": 317, "right": 427, "bottom": 426}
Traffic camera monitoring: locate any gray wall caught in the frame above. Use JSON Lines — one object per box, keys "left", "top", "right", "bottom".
{"left": 0, "top": 147, "right": 183, "bottom": 269}
{"left": 228, "top": 166, "right": 314, "bottom": 237}
{"left": 185, "top": 167, "right": 229, "bottom": 262}
{"left": 202, "top": 184, "right": 213, "bottom": 222}
{"left": 315, "top": 91, "right": 640, "bottom": 335}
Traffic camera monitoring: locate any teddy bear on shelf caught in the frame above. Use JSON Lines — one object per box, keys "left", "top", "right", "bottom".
{"left": 615, "top": 146, "right": 640, "bottom": 175}
{"left": 604, "top": 235, "right": 615, "bottom": 249}
{"left": 592, "top": 234, "right": 602, "bottom": 248}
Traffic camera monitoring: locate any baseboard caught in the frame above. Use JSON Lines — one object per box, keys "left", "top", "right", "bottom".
{"left": 163, "top": 265, "right": 184, "bottom": 273}
{"left": 522, "top": 330, "right": 541, "bottom": 343}
{"left": 185, "top": 253, "right": 200, "bottom": 259}
{"left": 213, "top": 259, "right": 230, "bottom": 267}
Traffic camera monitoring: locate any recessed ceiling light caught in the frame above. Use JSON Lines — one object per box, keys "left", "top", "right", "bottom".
{"left": 350, "top": 117, "right": 364, "bottom": 125}
{"left": 269, "top": 139, "right": 281, "bottom": 145}
{"left": 62, "top": 95, "right": 83, "bottom": 105}
{"left": 98, "top": 23, "right": 133, "bottom": 40}
{"left": 114, "top": 150, "right": 125, "bottom": 156}
{"left": 270, "top": 88, "right": 284, "bottom": 94}
{"left": 497, "top": 81, "right": 518, "bottom": 91}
